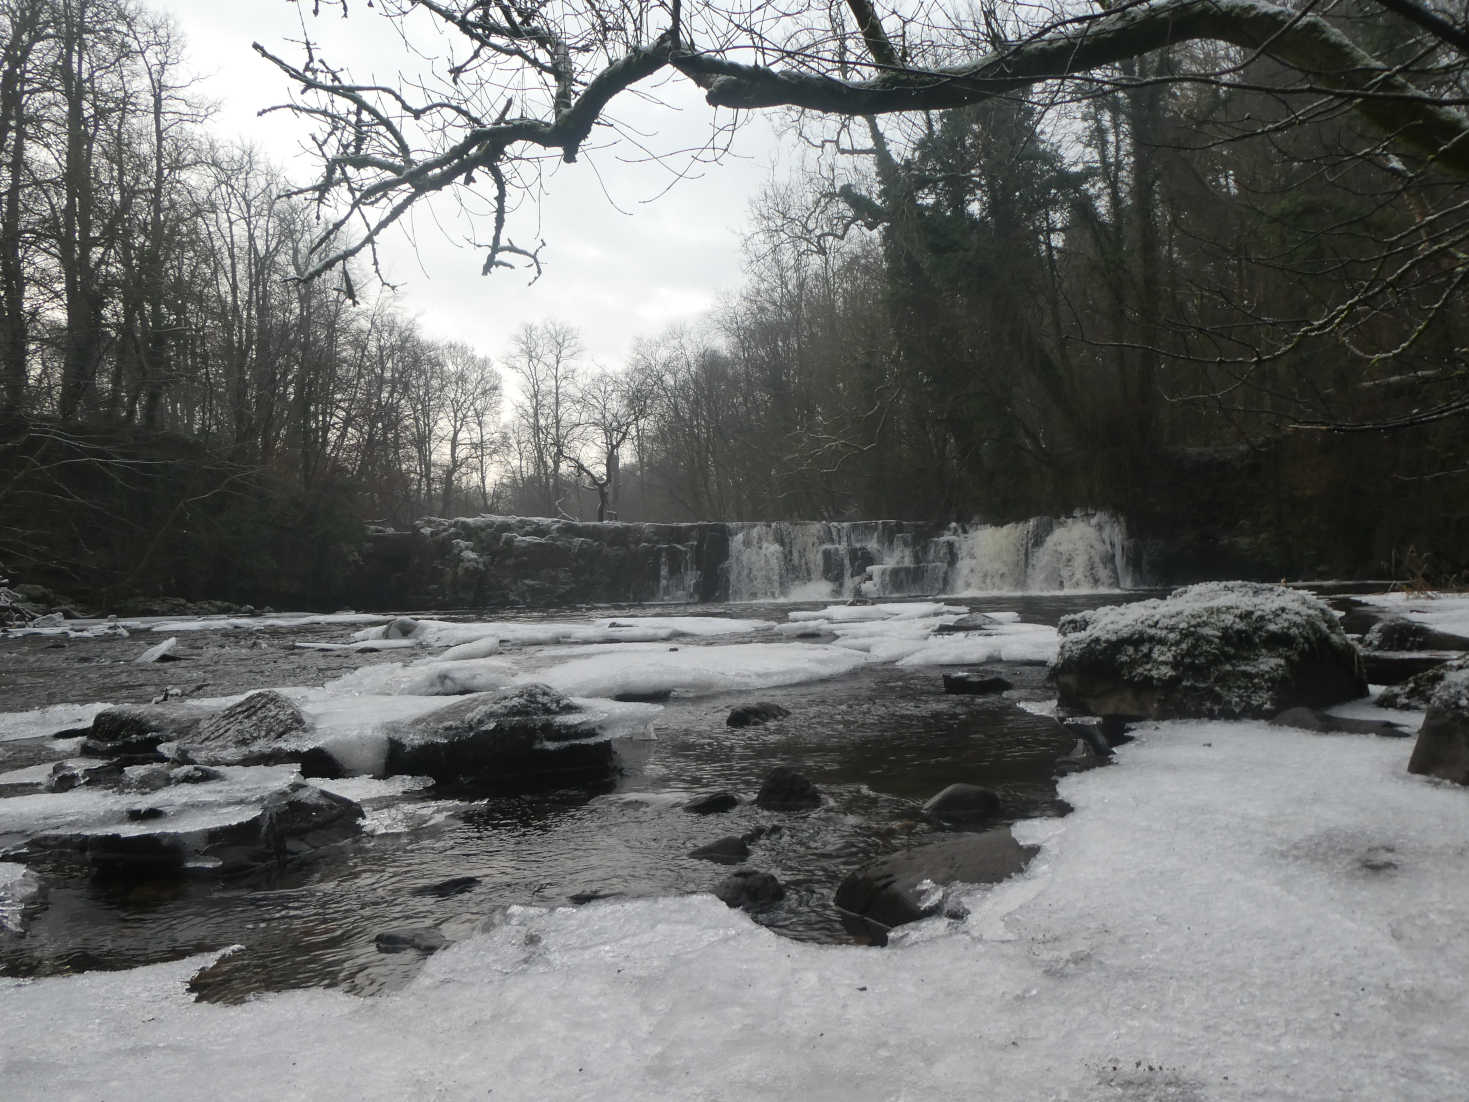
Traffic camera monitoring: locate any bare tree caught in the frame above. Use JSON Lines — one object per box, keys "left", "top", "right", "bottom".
{"left": 506, "top": 319, "right": 581, "bottom": 516}
{"left": 561, "top": 362, "right": 653, "bottom": 521}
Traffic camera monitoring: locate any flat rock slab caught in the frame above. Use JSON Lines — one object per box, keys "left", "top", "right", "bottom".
{"left": 835, "top": 828, "right": 1039, "bottom": 944}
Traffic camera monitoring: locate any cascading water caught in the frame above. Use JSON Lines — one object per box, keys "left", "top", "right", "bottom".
{"left": 726, "top": 512, "right": 1138, "bottom": 601}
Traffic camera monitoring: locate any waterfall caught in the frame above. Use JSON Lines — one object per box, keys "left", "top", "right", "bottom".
{"left": 726, "top": 512, "right": 1137, "bottom": 601}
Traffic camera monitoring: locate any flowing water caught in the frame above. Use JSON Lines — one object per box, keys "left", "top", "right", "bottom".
{"left": 0, "top": 593, "right": 1148, "bottom": 1002}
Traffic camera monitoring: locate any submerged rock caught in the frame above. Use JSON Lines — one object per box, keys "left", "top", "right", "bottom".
{"left": 1052, "top": 581, "right": 1366, "bottom": 720}
{"left": 834, "top": 829, "right": 1038, "bottom": 944}
{"left": 713, "top": 868, "right": 784, "bottom": 910}
{"left": 1408, "top": 670, "right": 1469, "bottom": 785}
{"left": 920, "top": 783, "right": 1000, "bottom": 826}
{"left": 689, "top": 836, "right": 751, "bottom": 865}
{"left": 941, "top": 672, "right": 1012, "bottom": 696}
{"left": 375, "top": 927, "right": 448, "bottom": 954}
{"left": 684, "top": 791, "right": 740, "bottom": 815}
{"left": 727, "top": 702, "right": 790, "bottom": 728}
{"left": 755, "top": 766, "right": 822, "bottom": 811}
{"left": 410, "top": 875, "right": 481, "bottom": 898}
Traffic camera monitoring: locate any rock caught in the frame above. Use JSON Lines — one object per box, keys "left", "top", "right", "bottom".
{"left": 1055, "top": 737, "right": 1106, "bottom": 776}
{"left": 1064, "top": 720, "right": 1116, "bottom": 757}
{"left": 613, "top": 690, "right": 673, "bottom": 704}
{"left": 375, "top": 927, "right": 448, "bottom": 954}
{"left": 834, "top": 829, "right": 1038, "bottom": 944}
{"left": 120, "top": 767, "right": 173, "bottom": 794}
{"left": 1363, "top": 615, "right": 1469, "bottom": 653}
{"left": 1268, "top": 707, "right": 1409, "bottom": 737}
{"left": 713, "top": 868, "right": 784, "bottom": 910}
{"left": 1408, "top": 669, "right": 1469, "bottom": 785}
{"left": 410, "top": 875, "right": 480, "bottom": 898}
{"left": 384, "top": 683, "right": 618, "bottom": 791}
{"left": 1378, "top": 657, "right": 1469, "bottom": 710}
{"left": 125, "top": 807, "right": 166, "bottom": 822}
{"left": 941, "top": 672, "right": 1012, "bottom": 696}
{"left": 1053, "top": 581, "right": 1366, "bottom": 720}
{"left": 755, "top": 766, "right": 822, "bottom": 811}
{"left": 182, "top": 690, "right": 309, "bottom": 766}
{"left": 932, "top": 613, "right": 1003, "bottom": 635}
{"left": 688, "top": 836, "right": 751, "bottom": 865}
{"left": 684, "top": 791, "right": 740, "bottom": 815}
{"left": 727, "top": 702, "right": 790, "bottom": 728}
{"left": 87, "top": 704, "right": 206, "bottom": 747}
{"left": 1360, "top": 652, "right": 1450, "bottom": 686}
{"left": 920, "top": 783, "right": 1000, "bottom": 825}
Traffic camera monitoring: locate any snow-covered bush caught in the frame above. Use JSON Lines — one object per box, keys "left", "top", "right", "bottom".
{"left": 1053, "top": 581, "right": 1365, "bottom": 719}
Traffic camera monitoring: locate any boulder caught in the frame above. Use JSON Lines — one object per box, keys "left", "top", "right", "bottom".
{"left": 755, "top": 766, "right": 822, "bottom": 811}
{"left": 1363, "top": 615, "right": 1469, "bottom": 653}
{"left": 1378, "top": 656, "right": 1469, "bottom": 710}
{"left": 1408, "top": 670, "right": 1469, "bottom": 785}
{"left": 1268, "top": 707, "right": 1409, "bottom": 738}
{"left": 684, "top": 791, "right": 740, "bottom": 815}
{"left": 181, "top": 691, "right": 308, "bottom": 765}
{"left": 713, "top": 868, "right": 784, "bottom": 910}
{"left": 834, "top": 829, "right": 1038, "bottom": 944}
{"left": 384, "top": 683, "right": 619, "bottom": 791}
{"left": 920, "top": 783, "right": 1000, "bottom": 826}
{"left": 688, "top": 836, "right": 751, "bottom": 865}
{"left": 727, "top": 702, "right": 790, "bottom": 728}
{"left": 1053, "top": 581, "right": 1366, "bottom": 720}
{"left": 86, "top": 703, "right": 207, "bottom": 748}
{"left": 1360, "top": 651, "right": 1450, "bottom": 686}
{"left": 941, "top": 672, "right": 1012, "bottom": 696}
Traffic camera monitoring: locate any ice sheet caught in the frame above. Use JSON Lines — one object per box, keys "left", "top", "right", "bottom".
{"left": 1354, "top": 592, "right": 1469, "bottom": 639}
{"left": 526, "top": 643, "right": 871, "bottom": 699}
{"left": 895, "top": 622, "right": 1060, "bottom": 666}
{"left": 787, "top": 601, "right": 967, "bottom": 623}
{"left": 2, "top": 720, "right": 1465, "bottom": 1099}
{"left": 352, "top": 615, "right": 773, "bottom": 651}
{"left": 324, "top": 658, "right": 519, "bottom": 696}
{"left": 0, "top": 702, "right": 112, "bottom": 744}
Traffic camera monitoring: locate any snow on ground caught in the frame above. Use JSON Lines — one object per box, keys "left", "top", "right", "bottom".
{"left": 1355, "top": 591, "right": 1469, "bottom": 639}
{"left": 3, "top": 720, "right": 1465, "bottom": 1100}
{"left": 528, "top": 643, "right": 871, "bottom": 700}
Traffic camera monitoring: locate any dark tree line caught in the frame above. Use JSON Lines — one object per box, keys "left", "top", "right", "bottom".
{"left": 0, "top": 0, "right": 507, "bottom": 601}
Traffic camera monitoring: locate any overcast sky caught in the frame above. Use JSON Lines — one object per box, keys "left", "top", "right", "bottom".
{"left": 152, "top": 0, "right": 786, "bottom": 367}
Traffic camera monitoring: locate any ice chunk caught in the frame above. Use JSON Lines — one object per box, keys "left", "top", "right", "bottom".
{"left": 787, "top": 602, "right": 967, "bottom": 623}
{"left": 325, "top": 659, "right": 519, "bottom": 697}
{"left": 0, "top": 702, "right": 113, "bottom": 744}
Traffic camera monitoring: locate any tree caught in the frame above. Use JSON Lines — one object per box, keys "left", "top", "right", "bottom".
{"left": 561, "top": 363, "right": 653, "bottom": 521}
{"left": 506, "top": 320, "right": 581, "bottom": 516}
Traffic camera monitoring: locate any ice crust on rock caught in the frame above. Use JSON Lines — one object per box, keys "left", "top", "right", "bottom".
{"left": 1054, "top": 581, "right": 1365, "bottom": 718}
{"left": 3, "top": 720, "right": 1467, "bottom": 1099}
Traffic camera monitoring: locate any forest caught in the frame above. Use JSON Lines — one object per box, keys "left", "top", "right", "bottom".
{"left": 1, "top": 0, "right": 1468, "bottom": 605}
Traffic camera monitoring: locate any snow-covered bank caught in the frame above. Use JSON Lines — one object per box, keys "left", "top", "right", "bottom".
{"left": 4, "top": 719, "right": 1465, "bottom": 1100}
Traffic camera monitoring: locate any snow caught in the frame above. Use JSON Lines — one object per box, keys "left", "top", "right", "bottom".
{"left": 1353, "top": 592, "right": 1469, "bottom": 640}
{"left": 0, "top": 702, "right": 112, "bottom": 744}
{"left": 2, "top": 718, "right": 1466, "bottom": 1099}
{"left": 527, "top": 643, "right": 871, "bottom": 699}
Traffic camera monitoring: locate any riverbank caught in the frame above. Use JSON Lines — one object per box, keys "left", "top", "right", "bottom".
{"left": 3, "top": 708, "right": 1464, "bottom": 1100}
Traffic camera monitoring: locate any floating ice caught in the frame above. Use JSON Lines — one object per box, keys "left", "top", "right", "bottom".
{"left": 324, "top": 659, "right": 519, "bottom": 697}
{"left": 787, "top": 602, "right": 966, "bottom": 623}
{"left": 896, "top": 622, "right": 1059, "bottom": 666}
{"left": 0, "top": 702, "right": 112, "bottom": 744}
{"left": 0, "top": 860, "right": 39, "bottom": 932}
{"left": 350, "top": 615, "right": 772, "bottom": 652}
{"left": 133, "top": 636, "right": 178, "bottom": 663}
{"left": 146, "top": 613, "right": 390, "bottom": 633}
{"left": 1354, "top": 592, "right": 1469, "bottom": 641}
{"left": 529, "top": 643, "right": 870, "bottom": 699}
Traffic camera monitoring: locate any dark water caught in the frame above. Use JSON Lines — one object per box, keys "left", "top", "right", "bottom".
{"left": 0, "top": 593, "right": 1146, "bottom": 1001}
